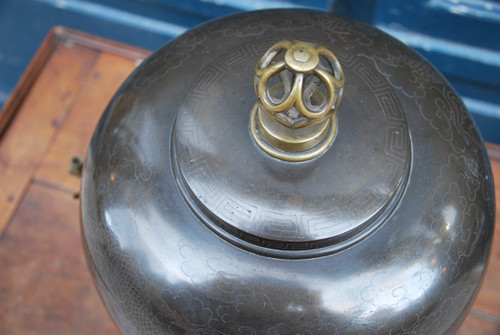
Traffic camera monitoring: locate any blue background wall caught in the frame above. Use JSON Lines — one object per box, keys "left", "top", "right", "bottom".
{"left": 1, "top": 0, "right": 499, "bottom": 142}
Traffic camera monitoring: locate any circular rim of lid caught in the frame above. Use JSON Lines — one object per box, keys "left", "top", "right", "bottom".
{"left": 171, "top": 38, "right": 412, "bottom": 258}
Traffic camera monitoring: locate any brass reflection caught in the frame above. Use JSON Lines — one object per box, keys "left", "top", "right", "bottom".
{"left": 250, "top": 40, "right": 344, "bottom": 161}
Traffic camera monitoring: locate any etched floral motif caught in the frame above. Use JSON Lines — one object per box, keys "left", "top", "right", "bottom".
{"left": 431, "top": 155, "right": 481, "bottom": 266}
{"left": 366, "top": 50, "right": 442, "bottom": 99}
{"left": 154, "top": 241, "right": 339, "bottom": 334}
{"left": 157, "top": 283, "right": 339, "bottom": 335}
{"left": 416, "top": 84, "right": 480, "bottom": 155}
{"left": 363, "top": 44, "right": 482, "bottom": 156}
{"left": 337, "top": 324, "right": 376, "bottom": 335}
{"left": 160, "top": 289, "right": 213, "bottom": 327}
{"left": 87, "top": 235, "right": 164, "bottom": 335}
{"left": 411, "top": 285, "right": 474, "bottom": 334}
{"left": 482, "top": 171, "right": 495, "bottom": 217}
{"left": 132, "top": 28, "right": 208, "bottom": 90}
{"left": 209, "top": 11, "right": 316, "bottom": 38}
{"left": 314, "top": 14, "right": 378, "bottom": 48}
{"left": 375, "top": 310, "right": 422, "bottom": 335}
{"left": 361, "top": 261, "right": 433, "bottom": 309}
{"left": 179, "top": 243, "right": 230, "bottom": 285}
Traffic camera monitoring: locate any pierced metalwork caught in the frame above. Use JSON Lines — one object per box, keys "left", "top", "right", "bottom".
{"left": 251, "top": 40, "right": 344, "bottom": 161}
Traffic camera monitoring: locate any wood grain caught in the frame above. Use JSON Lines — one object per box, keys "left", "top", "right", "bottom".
{"left": 0, "top": 28, "right": 149, "bottom": 334}
{"left": 473, "top": 158, "right": 500, "bottom": 318}
{"left": 0, "top": 182, "right": 120, "bottom": 335}
{"left": 0, "top": 41, "right": 98, "bottom": 233}
{"left": 34, "top": 51, "right": 142, "bottom": 193}
{"left": 0, "top": 28, "right": 59, "bottom": 139}
{"left": 457, "top": 313, "right": 500, "bottom": 335}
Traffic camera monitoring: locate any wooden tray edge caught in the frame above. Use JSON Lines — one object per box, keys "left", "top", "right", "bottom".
{"left": 0, "top": 26, "right": 151, "bottom": 140}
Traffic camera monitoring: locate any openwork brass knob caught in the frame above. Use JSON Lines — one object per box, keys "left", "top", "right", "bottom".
{"left": 250, "top": 40, "right": 344, "bottom": 161}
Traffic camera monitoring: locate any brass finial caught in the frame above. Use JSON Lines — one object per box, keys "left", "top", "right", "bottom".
{"left": 250, "top": 40, "right": 344, "bottom": 161}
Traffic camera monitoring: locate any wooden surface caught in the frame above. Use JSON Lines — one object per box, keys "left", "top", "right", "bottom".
{"left": 0, "top": 27, "right": 499, "bottom": 334}
{"left": 0, "top": 27, "right": 147, "bottom": 335}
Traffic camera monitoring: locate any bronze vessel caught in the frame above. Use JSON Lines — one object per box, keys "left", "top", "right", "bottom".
{"left": 81, "top": 9, "right": 495, "bottom": 335}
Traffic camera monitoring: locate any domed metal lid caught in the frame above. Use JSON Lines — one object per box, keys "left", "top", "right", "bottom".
{"left": 172, "top": 21, "right": 411, "bottom": 257}
{"left": 81, "top": 9, "right": 494, "bottom": 334}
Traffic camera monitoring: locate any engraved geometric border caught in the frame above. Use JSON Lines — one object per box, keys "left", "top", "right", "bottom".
{"left": 174, "top": 41, "right": 411, "bottom": 252}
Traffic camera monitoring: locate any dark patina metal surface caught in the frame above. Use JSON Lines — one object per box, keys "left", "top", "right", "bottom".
{"left": 81, "top": 9, "right": 495, "bottom": 335}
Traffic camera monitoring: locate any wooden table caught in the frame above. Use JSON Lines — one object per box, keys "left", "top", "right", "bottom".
{"left": 0, "top": 27, "right": 499, "bottom": 334}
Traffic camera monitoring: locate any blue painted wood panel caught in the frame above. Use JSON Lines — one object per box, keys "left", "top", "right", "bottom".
{"left": 0, "top": 0, "right": 328, "bottom": 109}
{"left": 1, "top": 0, "right": 499, "bottom": 142}
{"left": 333, "top": 0, "right": 500, "bottom": 143}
